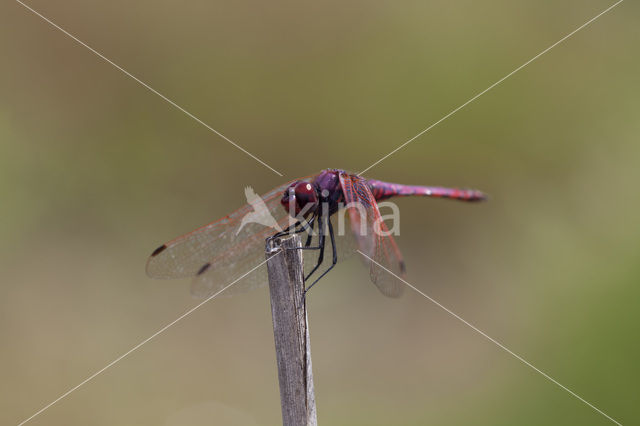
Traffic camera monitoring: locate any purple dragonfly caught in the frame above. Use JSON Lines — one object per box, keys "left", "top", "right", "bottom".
{"left": 147, "top": 169, "right": 486, "bottom": 297}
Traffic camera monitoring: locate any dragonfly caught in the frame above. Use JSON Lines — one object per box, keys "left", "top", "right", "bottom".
{"left": 146, "top": 169, "right": 486, "bottom": 298}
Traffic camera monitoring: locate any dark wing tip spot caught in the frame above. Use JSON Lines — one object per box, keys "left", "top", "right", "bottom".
{"left": 151, "top": 244, "right": 167, "bottom": 257}
{"left": 197, "top": 263, "right": 212, "bottom": 276}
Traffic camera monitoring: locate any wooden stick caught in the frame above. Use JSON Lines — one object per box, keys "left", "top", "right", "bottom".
{"left": 266, "top": 234, "right": 317, "bottom": 426}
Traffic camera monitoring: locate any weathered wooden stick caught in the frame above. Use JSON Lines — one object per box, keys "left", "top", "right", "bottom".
{"left": 266, "top": 234, "right": 317, "bottom": 426}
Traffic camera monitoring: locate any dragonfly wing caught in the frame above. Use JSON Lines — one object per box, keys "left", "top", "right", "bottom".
{"left": 338, "top": 172, "right": 406, "bottom": 297}
{"left": 146, "top": 180, "right": 299, "bottom": 297}
{"left": 192, "top": 220, "right": 331, "bottom": 298}
{"left": 189, "top": 247, "right": 269, "bottom": 298}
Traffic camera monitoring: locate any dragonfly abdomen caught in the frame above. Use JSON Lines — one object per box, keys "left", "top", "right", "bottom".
{"left": 367, "top": 180, "right": 487, "bottom": 202}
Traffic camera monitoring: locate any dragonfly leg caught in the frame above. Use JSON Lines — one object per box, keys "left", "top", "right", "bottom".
{"left": 266, "top": 223, "right": 299, "bottom": 252}
{"left": 275, "top": 211, "right": 317, "bottom": 239}
{"left": 303, "top": 215, "right": 326, "bottom": 281}
{"left": 293, "top": 221, "right": 322, "bottom": 250}
{"left": 266, "top": 215, "right": 316, "bottom": 253}
{"left": 304, "top": 216, "right": 337, "bottom": 296}
{"left": 294, "top": 216, "right": 316, "bottom": 235}
{"left": 304, "top": 218, "right": 315, "bottom": 247}
{"left": 284, "top": 215, "right": 324, "bottom": 251}
{"left": 270, "top": 219, "right": 305, "bottom": 240}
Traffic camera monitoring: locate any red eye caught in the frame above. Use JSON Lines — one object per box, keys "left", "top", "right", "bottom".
{"left": 280, "top": 182, "right": 298, "bottom": 209}
{"left": 294, "top": 182, "right": 316, "bottom": 202}
{"left": 280, "top": 181, "right": 317, "bottom": 216}
{"left": 294, "top": 182, "right": 318, "bottom": 216}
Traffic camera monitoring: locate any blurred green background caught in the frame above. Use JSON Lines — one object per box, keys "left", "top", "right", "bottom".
{"left": 2, "top": 0, "right": 638, "bottom": 425}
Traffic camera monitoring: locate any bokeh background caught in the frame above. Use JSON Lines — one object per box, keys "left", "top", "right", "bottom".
{"left": 2, "top": 0, "right": 638, "bottom": 425}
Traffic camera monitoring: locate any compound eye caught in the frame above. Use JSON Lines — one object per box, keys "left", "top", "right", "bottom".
{"left": 293, "top": 181, "right": 318, "bottom": 210}
{"left": 294, "top": 182, "right": 316, "bottom": 201}
{"left": 280, "top": 182, "right": 298, "bottom": 208}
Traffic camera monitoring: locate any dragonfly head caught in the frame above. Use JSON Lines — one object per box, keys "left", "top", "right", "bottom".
{"left": 281, "top": 181, "right": 319, "bottom": 217}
